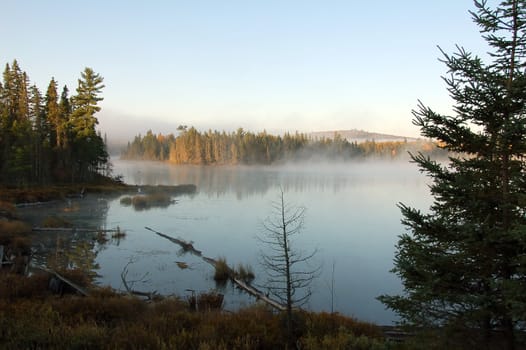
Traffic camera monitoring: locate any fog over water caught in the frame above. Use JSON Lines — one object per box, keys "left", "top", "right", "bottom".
{"left": 23, "top": 159, "right": 433, "bottom": 325}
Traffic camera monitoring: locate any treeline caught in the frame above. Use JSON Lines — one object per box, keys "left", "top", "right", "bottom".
{"left": 122, "top": 127, "right": 446, "bottom": 164}
{"left": 0, "top": 60, "right": 108, "bottom": 186}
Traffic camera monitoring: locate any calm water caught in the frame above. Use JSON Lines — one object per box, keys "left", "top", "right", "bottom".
{"left": 23, "top": 159, "right": 432, "bottom": 325}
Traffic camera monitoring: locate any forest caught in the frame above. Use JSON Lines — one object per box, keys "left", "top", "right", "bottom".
{"left": 0, "top": 60, "right": 109, "bottom": 187}
{"left": 121, "top": 126, "right": 446, "bottom": 164}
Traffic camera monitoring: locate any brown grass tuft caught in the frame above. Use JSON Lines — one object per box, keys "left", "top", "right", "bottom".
{"left": 0, "top": 220, "right": 31, "bottom": 236}
{"left": 42, "top": 215, "right": 72, "bottom": 228}
{"left": 213, "top": 257, "right": 231, "bottom": 282}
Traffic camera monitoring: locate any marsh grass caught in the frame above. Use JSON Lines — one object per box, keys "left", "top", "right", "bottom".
{"left": 235, "top": 263, "right": 255, "bottom": 282}
{"left": 42, "top": 215, "right": 72, "bottom": 228}
{"left": 189, "top": 291, "right": 224, "bottom": 311}
{"left": 213, "top": 257, "right": 231, "bottom": 282}
{"left": 0, "top": 220, "right": 31, "bottom": 236}
{"left": 0, "top": 200, "right": 16, "bottom": 218}
{"left": 0, "top": 280, "right": 390, "bottom": 350}
{"left": 119, "top": 196, "right": 132, "bottom": 205}
{"left": 122, "top": 193, "right": 174, "bottom": 210}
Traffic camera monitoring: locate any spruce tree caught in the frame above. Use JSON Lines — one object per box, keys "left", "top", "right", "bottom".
{"left": 45, "top": 78, "right": 60, "bottom": 149}
{"left": 379, "top": 1, "right": 526, "bottom": 348}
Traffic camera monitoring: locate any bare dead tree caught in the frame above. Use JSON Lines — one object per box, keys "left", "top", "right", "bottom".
{"left": 257, "top": 189, "right": 320, "bottom": 340}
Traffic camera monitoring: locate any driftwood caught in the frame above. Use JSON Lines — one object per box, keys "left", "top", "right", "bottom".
{"left": 120, "top": 258, "right": 161, "bottom": 301}
{"left": 145, "top": 226, "right": 202, "bottom": 256}
{"left": 33, "top": 266, "right": 90, "bottom": 296}
{"left": 200, "top": 255, "right": 285, "bottom": 311}
{"left": 15, "top": 200, "right": 57, "bottom": 208}
{"left": 146, "top": 226, "right": 286, "bottom": 311}
{"left": 233, "top": 277, "right": 285, "bottom": 311}
{"left": 32, "top": 227, "right": 120, "bottom": 233}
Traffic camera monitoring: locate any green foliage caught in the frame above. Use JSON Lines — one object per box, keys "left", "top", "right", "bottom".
{"left": 0, "top": 61, "right": 109, "bottom": 186}
{"left": 380, "top": 1, "right": 526, "bottom": 348}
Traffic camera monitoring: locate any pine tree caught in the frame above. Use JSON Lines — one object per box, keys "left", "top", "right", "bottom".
{"left": 379, "top": 1, "right": 526, "bottom": 348}
{"left": 70, "top": 67, "right": 104, "bottom": 138}
{"left": 69, "top": 68, "right": 107, "bottom": 181}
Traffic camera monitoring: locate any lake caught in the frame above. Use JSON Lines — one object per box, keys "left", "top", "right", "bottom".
{"left": 21, "top": 159, "right": 432, "bottom": 325}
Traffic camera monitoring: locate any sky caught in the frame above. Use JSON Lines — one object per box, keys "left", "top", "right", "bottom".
{"left": 2, "top": 1, "right": 490, "bottom": 142}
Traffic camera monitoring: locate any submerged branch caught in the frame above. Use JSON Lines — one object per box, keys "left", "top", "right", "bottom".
{"left": 145, "top": 226, "right": 202, "bottom": 256}
{"left": 146, "top": 226, "right": 286, "bottom": 311}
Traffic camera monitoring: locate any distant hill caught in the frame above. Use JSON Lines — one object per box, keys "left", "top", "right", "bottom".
{"left": 308, "top": 129, "right": 419, "bottom": 143}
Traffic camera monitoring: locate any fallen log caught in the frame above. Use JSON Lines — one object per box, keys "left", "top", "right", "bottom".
{"left": 32, "top": 266, "right": 90, "bottom": 296}
{"left": 145, "top": 226, "right": 202, "bottom": 256}
{"left": 15, "top": 200, "right": 57, "bottom": 208}
{"left": 146, "top": 226, "right": 286, "bottom": 311}
{"left": 32, "top": 227, "right": 120, "bottom": 233}
{"left": 233, "top": 277, "right": 285, "bottom": 311}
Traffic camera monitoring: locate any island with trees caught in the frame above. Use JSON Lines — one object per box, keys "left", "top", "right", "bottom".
{"left": 121, "top": 126, "right": 446, "bottom": 164}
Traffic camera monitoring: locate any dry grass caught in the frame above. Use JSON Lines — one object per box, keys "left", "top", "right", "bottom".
{"left": 0, "top": 272, "right": 395, "bottom": 349}
{"left": 0, "top": 200, "right": 16, "bottom": 218}
{"left": 0, "top": 220, "right": 31, "bottom": 235}
{"left": 188, "top": 291, "right": 224, "bottom": 311}
{"left": 213, "top": 257, "right": 231, "bottom": 282}
{"left": 235, "top": 263, "right": 255, "bottom": 282}
{"left": 119, "top": 196, "right": 132, "bottom": 205}
{"left": 42, "top": 215, "right": 72, "bottom": 228}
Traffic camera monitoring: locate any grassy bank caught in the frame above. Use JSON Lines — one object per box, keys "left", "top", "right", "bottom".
{"left": 0, "top": 272, "right": 390, "bottom": 349}
{"left": 0, "top": 177, "right": 196, "bottom": 205}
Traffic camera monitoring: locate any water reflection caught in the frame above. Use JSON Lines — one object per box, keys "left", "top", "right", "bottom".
{"left": 21, "top": 196, "right": 115, "bottom": 279}
{"left": 108, "top": 159, "right": 432, "bottom": 325}
{"left": 19, "top": 159, "right": 432, "bottom": 325}
{"left": 114, "top": 159, "right": 422, "bottom": 199}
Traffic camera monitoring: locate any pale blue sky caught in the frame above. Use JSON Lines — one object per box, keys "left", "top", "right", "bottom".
{"left": 2, "top": 1, "right": 488, "bottom": 140}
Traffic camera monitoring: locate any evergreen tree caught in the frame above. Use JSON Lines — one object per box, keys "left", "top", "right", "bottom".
{"left": 70, "top": 67, "right": 104, "bottom": 138}
{"left": 69, "top": 68, "right": 107, "bottom": 181}
{"left": 45, "top": 78, "right": 60, "bottom": 149}
{"left": 29, "top": 84, "right": 46, "bottom": 182}
{"left": 379, "top": 1, "right": 526, "bottom": 348}
{"left": 1, "top": 61, "right": 33, "bottom": 184}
